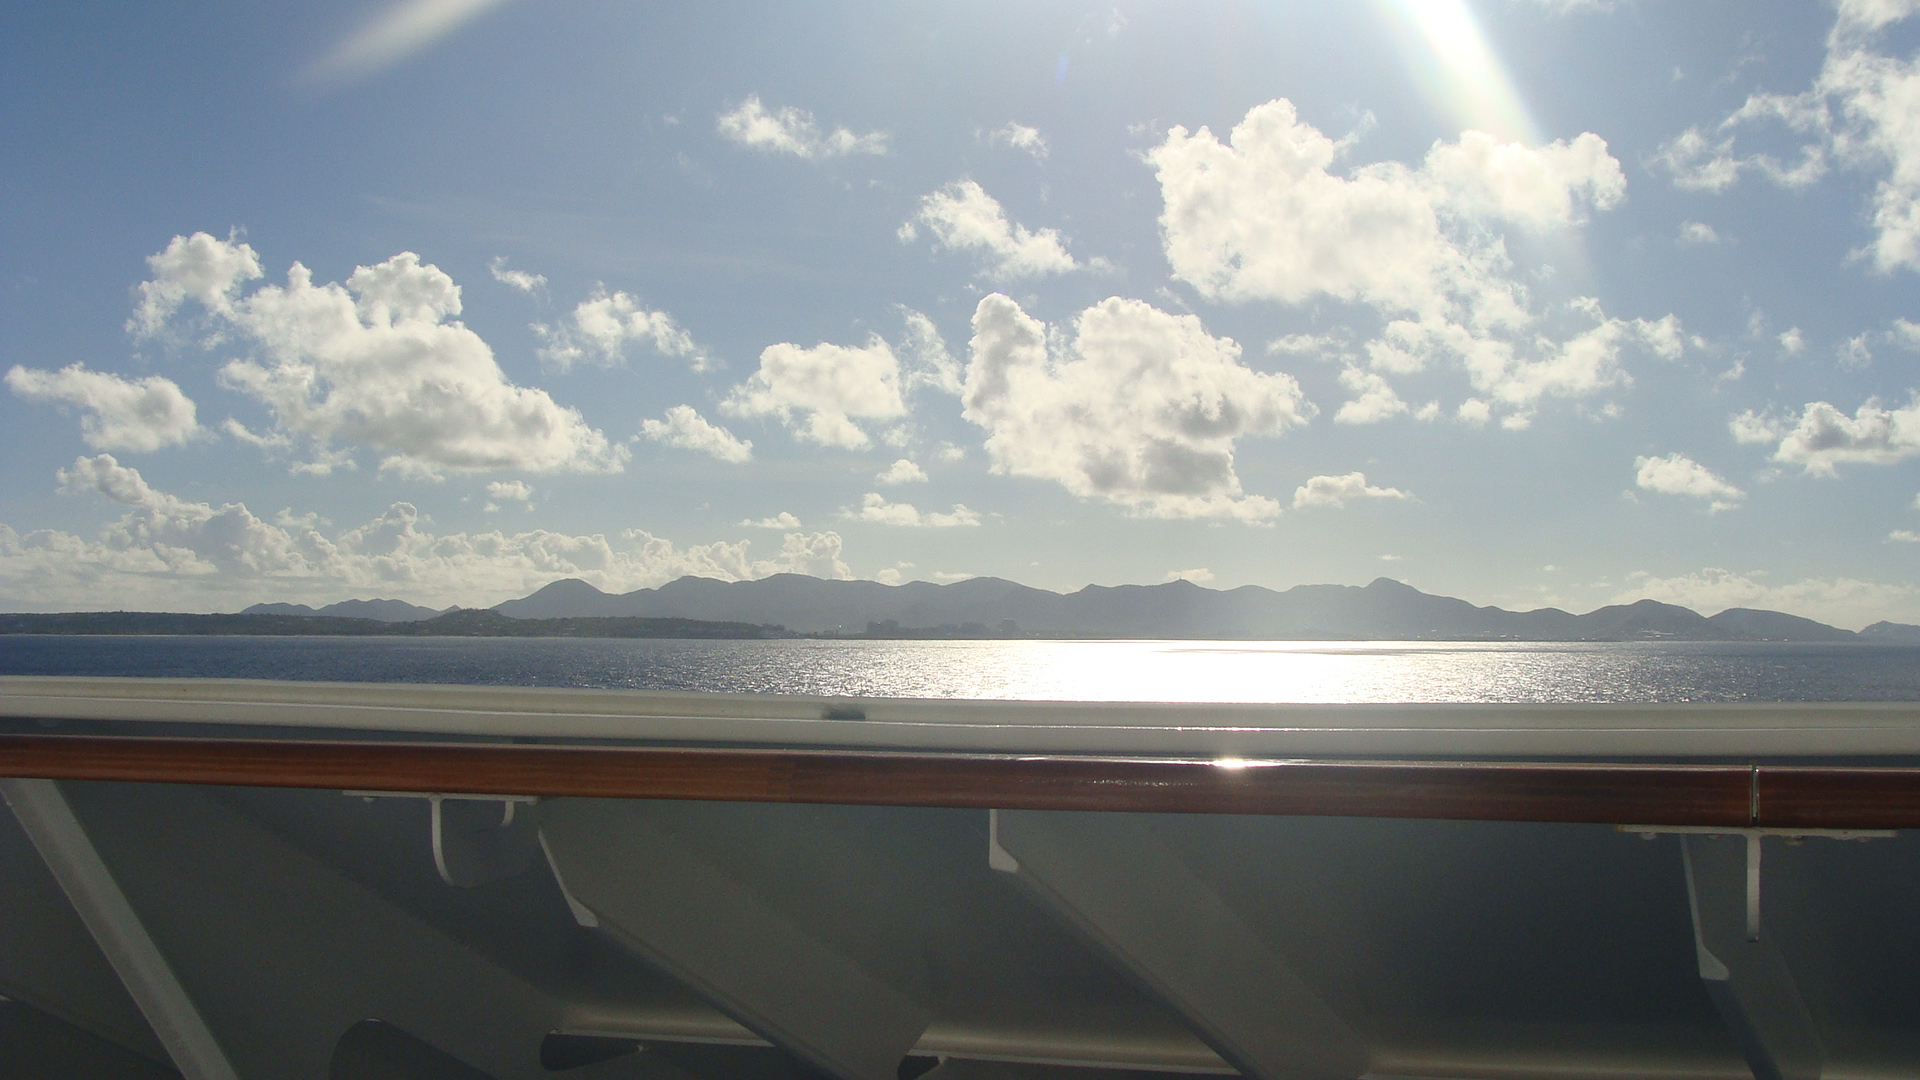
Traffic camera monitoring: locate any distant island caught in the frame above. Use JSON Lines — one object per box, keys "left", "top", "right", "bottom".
{"left": 4, "top": 575, "right": 1920, "bottom": 643}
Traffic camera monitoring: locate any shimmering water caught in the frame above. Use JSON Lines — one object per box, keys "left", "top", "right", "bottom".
{"left": 3, "top": 635, "right": 1919, "bottom": 702}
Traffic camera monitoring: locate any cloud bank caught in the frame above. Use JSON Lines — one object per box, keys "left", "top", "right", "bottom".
{"left": 0, "top": 454, "right": 845, "bottom": 611}
{"left": 135, "top": 233, "right": 625, "bottom": 478}
{"left": 1149, "top": 99, "right": 1673, "bottom": 427}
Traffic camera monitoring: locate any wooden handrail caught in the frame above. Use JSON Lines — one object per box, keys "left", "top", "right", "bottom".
{"left": 6, "top": 732, "right": 1919, "bottom": 827}
{"left": 0, "top": 733, "right": 1777, "bottom": 825}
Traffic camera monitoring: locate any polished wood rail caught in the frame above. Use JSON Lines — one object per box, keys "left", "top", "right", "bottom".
{"left": 0, "top": 731, "right": 1849, "bottom": 825}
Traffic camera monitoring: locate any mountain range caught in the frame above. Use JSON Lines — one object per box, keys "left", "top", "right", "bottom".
{"left": 487, "top": 574, "right": 1920, "bottom": 643}
{"left": 243, "top": 599, "right": 448, "bottom": 622}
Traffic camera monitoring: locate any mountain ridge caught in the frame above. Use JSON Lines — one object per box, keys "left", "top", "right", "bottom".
{"left": 489, "top": 574, "right": 1876, "bottom": 641}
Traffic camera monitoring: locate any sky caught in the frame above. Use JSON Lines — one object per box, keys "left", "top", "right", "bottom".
{"left": 3, "top": 0, "right": 1920, "bottom": 628}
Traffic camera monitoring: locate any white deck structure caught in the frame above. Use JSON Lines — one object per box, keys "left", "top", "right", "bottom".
{"left": 4, "top": 676, "right": 1920, "bottom": 1080}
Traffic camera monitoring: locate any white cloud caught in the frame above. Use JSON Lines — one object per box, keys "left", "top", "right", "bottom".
{"left": 1633, "top": 452, "right": 1744, "bottom": 511}
{"left": 640, "top": 405, "right": 753, "bottom": 463}
{"left": 536, "top": 287, "right": 708, "bottom": 371}
{"left": 1890, "top": 529, "right": 1920, "bottom": 542}
{"left": 1164, "top": 567, "right": 1214, "bottom": 583}
{"left": 1736, "top": 397, "right": 1920, "bottom": 475}
{"left": 740, "top": 512, "right": 802, "bottom": 530}
{"left": 876, "top": 458, "right": 927, "bottom": 484}
{"left": 1617, "top": 567, "right": 1920, "bottom": 631}
{"left": 1678, "top": 221, "right": 1721, "bottom": 244}
{"left": 136, "top": 233, "right": 625, "bottom": 477}
{"left": 899, "top": 308, "right": 961, "bottom": 395}
{"left": 723, "top": 336, "right": 906, "bottom": 449}
{"left": 130, "top": 231, "right": 263, "bottom": 336}
{"left": 936, "top": 443, "right": 966, "bottom": 462}
{"left": 1420, "top": 129, "right": 1626, "bottom": 228}
{"left": 1149, "top": 100, "right": 1661, "bottom": 425}
{"left": 1779, "top": 327, "right": 1807, "bottom": 354}
{"left": 222, "top": 419, "right": 291, "bottom": 451}
{"left": 847, "top": 493, "right": 980, "bottom": 528}
{"left": 1840, "top": 332, "right": 1876, "bottom": 368}
{"left": 1291, "top": 472, "right": 1411, "bottom": 510}
{"left": 990, "top": 122, "right": 1048, "bottom": 158}
{"left": 716, "top": 96, "right": 886, "bottom": 159}
{"left": 1267, "top": 333, "right": 1350, "bottom": 358}
{"left": 486, "top": 480, "right": 532, "bottom": 501}
{"left": 910, "top": 181, "right": 1087, "bottom": 279}
{"left": 1, "top": 454, "right": 846, "bottom": 611}
{"left": 488, "top": 257, "right": 546, "bottom": 293}
{"left": 6, "top": 364, "right": 201, "bottom": 451}
{"left": 1892, "top": 318, "right": 1920, "bottom": 349}
{"left": 963, "top": 294, "right": 1310, "bottom": 522}
{"left": 1656, "top": 3, "right": 1920, "bottom": 272}
{"left": 1334, "top": 365, "right": 1411, "bottom": 424}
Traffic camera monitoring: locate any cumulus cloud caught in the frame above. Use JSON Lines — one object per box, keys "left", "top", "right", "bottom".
{"left": 723, "top": 337, "right": 906, "bottom": 449}
{"left": 1617, "top": 567, "right": 1919, "bottom": 631}
{"left": 130, "top": 231, "right": 263, "bottom": 336}
{"left": 488, "top": 257, "right": 546, "bottom": 294}
{"left": 1149, "top": 99, "right": 1664, "bottom": 425}
{"left": 1291, "top": 472, "right": 1410, "bottom": 510}
{"left": 1890, "top": 529, "right": 1920, "bottom": 542}
{"left": 134, "top": 233, "right": 625, "bottom": 477}
{"left": 1633, "top": 452, "right": 1745, "bottom": 511}
{"left": 486, "top": 480, "right": 532, "bottom": 501}
{"left": 963, "top": 294, "right": 1310, "bottom": 521}
{"left": 536, "top": 288, "right": 708, "bottom": 370}
{"left": 6, "top": 364, "right": 201, "bottom": 451}
{"left": 1779, "top": 327, "right": 1807, "bottom": 354}
{"left": 876, "top": 458, "right": 927, "bottom": 484}
{"left": 740, "top": 512, "right": 802, "bottom": 530}
{"left": 1164, "top": 567, "right": 1214, "bottom": 583}
{"left": 2, "top": 454, "right": 846, "bottom": 611}
{"left": 907, "top": 181, "right": 1088, "bottom": 279}
{"left": 1733, "top": 397, "right": 1920, "bottom": 474}
{"left": 847, "top": 493, "right": 980, "bottom": 527}
{"left": 1655, "top": 2, "right": 1920, "bottom": 272}
{"left": 990, "top": 122, "right": 1048, "bottom": 158}
{"left": 716, "top": 96, "right": 886, "bottom": 159}
{"left": 640, "top": 405, "right": 752, "bottom": 463}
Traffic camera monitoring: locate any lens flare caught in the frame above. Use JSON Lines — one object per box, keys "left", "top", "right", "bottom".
{"left": 1376, "top": 0, "right": 1539, "bottom": 144}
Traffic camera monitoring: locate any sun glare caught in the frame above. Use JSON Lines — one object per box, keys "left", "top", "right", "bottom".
{"left": 1377, "top": 0, "right": 1539, "bottom": 144}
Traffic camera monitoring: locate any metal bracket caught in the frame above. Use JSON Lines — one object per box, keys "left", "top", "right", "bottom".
{"left": 1623, "top": 824, "right": 1894, "bottom": 1080}
{"left": 1620, "top": 825, "right": 1892, "bottom": 941}
{"left": 345, "top": 791, "right": 541, "bottom": 887}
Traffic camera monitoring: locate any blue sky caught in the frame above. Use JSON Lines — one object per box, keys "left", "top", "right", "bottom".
{"left": 3, "top": 0, "right": 1920, "bottom": 627}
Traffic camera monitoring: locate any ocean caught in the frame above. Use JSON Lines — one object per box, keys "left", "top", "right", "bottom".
{"left": 3, "top": 635, "right": 1919, "bottom": 702}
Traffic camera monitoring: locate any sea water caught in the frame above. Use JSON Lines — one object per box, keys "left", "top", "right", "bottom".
{"left": 3, "top": 635, "right": 1919, "bottom": 702}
